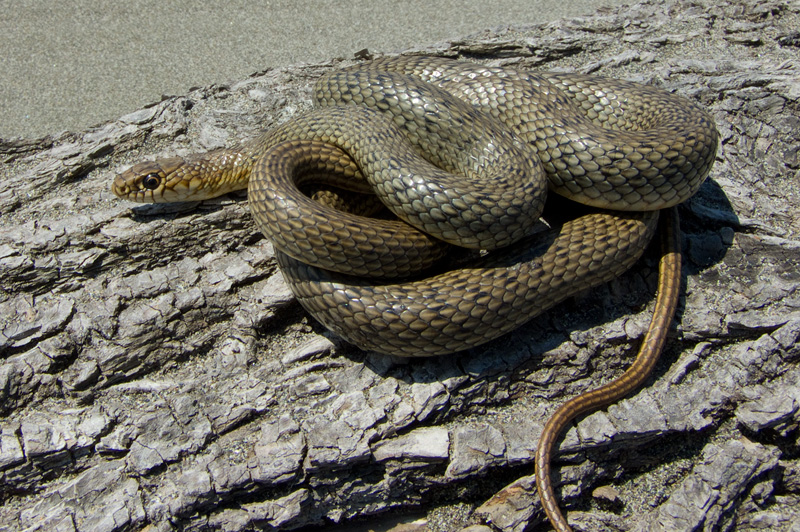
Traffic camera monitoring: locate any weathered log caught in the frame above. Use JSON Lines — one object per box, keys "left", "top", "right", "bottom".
{"left": 1, "top": 0, "right": 799, "bottom": 530}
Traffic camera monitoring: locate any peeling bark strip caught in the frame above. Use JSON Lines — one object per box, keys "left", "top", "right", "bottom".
{"left": 1, "top": 0, "right": 799, "bottom": 531}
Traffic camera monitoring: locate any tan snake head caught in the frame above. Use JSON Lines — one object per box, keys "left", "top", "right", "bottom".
{"left": 112, "top": 149, "right": 251, "bottom": 203}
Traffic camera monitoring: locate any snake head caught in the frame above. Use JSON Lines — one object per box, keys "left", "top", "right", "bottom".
{"left": 112, "top": 149, "right": 249, "bottom": 203}
{"left": 112, "top": 158, "right": 195, "bottom": 203}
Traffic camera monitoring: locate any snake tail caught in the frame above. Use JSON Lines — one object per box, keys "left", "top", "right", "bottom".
{"left": 534, "top": 206, "right": 682, "bottom": 532}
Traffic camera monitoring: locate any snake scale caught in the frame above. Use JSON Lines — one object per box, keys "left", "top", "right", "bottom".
{"left": 113, "top": 56, "right": 717, "bottom": 531}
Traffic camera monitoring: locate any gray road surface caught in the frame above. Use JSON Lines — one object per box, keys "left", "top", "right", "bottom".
{"left": 0, "top": 0, "right": 626, "bottom": 139}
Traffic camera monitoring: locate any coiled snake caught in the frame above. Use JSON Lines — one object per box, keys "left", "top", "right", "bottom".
{"left": 113, "top": 56, "right": 717, "bottom": 531}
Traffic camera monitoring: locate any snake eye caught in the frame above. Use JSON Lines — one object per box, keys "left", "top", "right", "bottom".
{"left": 142, "top": 173, "right": 162, "bottom": 190}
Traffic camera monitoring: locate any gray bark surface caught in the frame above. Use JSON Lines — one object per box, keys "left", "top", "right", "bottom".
{"left": 1, "top": 0, "right": 799, "bottom": 531}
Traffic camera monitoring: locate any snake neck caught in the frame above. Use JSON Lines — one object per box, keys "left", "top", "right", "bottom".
{"left": 184, "top": 145, "right": 256, "bottom": 199}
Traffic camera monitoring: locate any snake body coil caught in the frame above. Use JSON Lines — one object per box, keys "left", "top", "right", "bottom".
{"left": 113, "top": 56, "right": 718, "bottom": 531}
{"left": 113, "top": 57, "right": 716, "bottom": 355}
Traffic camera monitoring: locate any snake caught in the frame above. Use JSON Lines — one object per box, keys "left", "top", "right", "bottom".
{"left": 112, "top": 56, "right": 717, "bottom": 531}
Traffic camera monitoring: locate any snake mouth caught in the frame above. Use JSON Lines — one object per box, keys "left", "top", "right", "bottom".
{"left": 110, "top": 173, "right": 131, "bottom": 199}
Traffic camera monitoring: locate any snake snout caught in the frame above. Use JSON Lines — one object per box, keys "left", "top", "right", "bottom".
{"left": 111, "top": 173, "right": 132, "bottom": 198}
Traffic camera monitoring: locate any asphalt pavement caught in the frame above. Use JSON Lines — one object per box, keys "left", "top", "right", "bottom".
{"left": 0, "top": 0, "right": 626, "bottom": 139}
